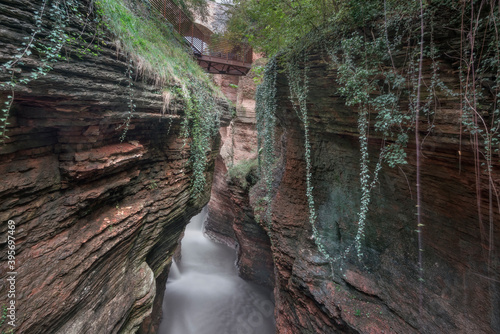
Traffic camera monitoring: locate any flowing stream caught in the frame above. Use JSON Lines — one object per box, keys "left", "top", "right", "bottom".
{"left": 159, "top": 207, "right": 276, "bottom": 334}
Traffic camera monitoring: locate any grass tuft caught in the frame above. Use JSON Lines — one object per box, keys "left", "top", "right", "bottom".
{"left": 227, "top": 158, "right": 258, "bottom": 189}
{"left": 97, "top": 0, "right": 215, "bottom": 91}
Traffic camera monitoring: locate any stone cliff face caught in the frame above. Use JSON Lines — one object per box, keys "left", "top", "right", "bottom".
{"left": 0, "top": 1, "right": 221, "bottom": 333}
{"left": 206, "top": 71, "right": 275, "bottom": 288}
{"left": 255, "top": 50, "right": 500, "bottom": 333}
{"left": 206, "top": 37, "right": 500, "bottom": 334}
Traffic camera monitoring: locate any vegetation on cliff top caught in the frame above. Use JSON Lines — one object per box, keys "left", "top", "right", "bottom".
{"left": 98, "top": 0, "right": 225, "bottom": 196}
{"left": 228, "top": 0, "right": 500, "bottom": 288}
{"left": 97, "top": 0, "right": 212, "bottom": 87}
{"left": 227, "top": 157, "right": 258, "bottom": 189}
{"left": 0, "top": 0, "right": 224, "bottom": 197}
{"left": 223, "top": 0, "right": 418, "bottom": 56}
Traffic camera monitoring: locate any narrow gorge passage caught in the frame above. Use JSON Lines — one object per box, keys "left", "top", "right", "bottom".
{"left": 1, "top": 0, "right": 500, "bottom": 333}
{"left": 159, "top": 207, "right": 276, "bottom": 334}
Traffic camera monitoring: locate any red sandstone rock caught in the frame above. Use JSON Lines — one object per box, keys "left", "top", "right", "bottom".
{"left": 257, "top": 44, "right": 500, "bottom": 333}
{"left": 207, "top": 69, "right": 274, "bottom": 288}
{"left": 0, "top": 1, "right": 220, "bottom": 333}
{"left": 209, "top": 24, "right": 499, "bottom": 334}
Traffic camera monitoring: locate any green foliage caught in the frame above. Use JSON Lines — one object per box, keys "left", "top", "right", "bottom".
{"left": 330, "top": 28, "right": 414, "bottom": 261}
{"left": 227, "top": 158, "right": 258, "bottom": 189}
{"left": 0, "top": 0, "right": 222, "bottom": 197}
{"left": 252, "top": 0, "right": 500, "bottom": 269}
{"left": 178, "top": 79, "right": 223, "bottom": 197}
{"left": 0, "top": 0, "right": 80, "bottom": 144}
{"left": 148, "top": 180, "right": 158, "bottom": 190}
{"left": 172, "top": 0, "right": 209, "bottom": 21}
{"left": 96, "top": 0, "right": 212, "bottom": 87}
{"left": 286, "top": 50, "right": 334, "bottom": 264}
{"left": 255, "top": 57, "right": 278, "bottom": 224}
{"left": 99, "top": 1, "right": 224, "bottom": 197}
{"left": 0, "top": 306, "right": 6, "bottom": 328}
{"left": 223, "top": 0, "right": 419, "bottom": 57}
{"left": 0, "top": 305, "right": 13, "bottom": 334}
{"left": 223, "top": 0, "right": 331, "bottom": 56}
{"left": 116, "top": 56, "right": 136, "bottom": 142}
{"left": 455, "top": 0, "right": 500, "bottom": 176}
{"left": 67, "top": 2, "right": 109, "bottom": 58}
{"left": 249, "top": 64, "right": 266, "bottom": 85}
{"left": 248, "top": 2, "right": 421, "bottom": 264}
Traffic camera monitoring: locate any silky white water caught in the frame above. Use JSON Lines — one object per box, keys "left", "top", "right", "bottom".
{"left": 159, "top": 207, "right": 276, "bottom": 334}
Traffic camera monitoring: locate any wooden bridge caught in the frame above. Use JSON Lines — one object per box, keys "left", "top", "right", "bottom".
{"left": 149, "top": 0, "right": 253, "bottom": 76}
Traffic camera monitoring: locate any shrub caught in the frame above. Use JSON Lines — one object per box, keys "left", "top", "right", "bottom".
{"left": 227, "top": 158, "right": 258, "bottom": 189}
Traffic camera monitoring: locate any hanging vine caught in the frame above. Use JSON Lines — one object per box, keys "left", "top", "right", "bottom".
{"left": 457, "top": 0, "right": 500, "bottom": 265}
{"left": 330, "top": 32, "right": 410, "bottom": 263}
{"left": 179, "top": 79, "right": 223, "bottom": 197}
{"left": 285, "top": 50, "right": 335, "bottom": 266}
{"left": 253, "top": 1, "right": 495, "bottom": 272}
{"left": 255, "top": 57, "right": 277, "bottom": 224}
{"left": 117, "top": 56, "right": 136, "bottom": 142}
{"left": 0, "top": 0, "right": 224, "bottom": 199}
{"left": 0, "top": 0, "right": 81, "bottom": 144}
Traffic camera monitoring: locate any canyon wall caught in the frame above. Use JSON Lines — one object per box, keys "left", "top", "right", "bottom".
{"left": 254, "top": 48, "right": 500, "bottom": 333}
{"left": 0, "top": 1, "right": 223, "bottom": 333}
{"left": 206, "top": 31, "right": 500, "bottom": 334}
{"left": 207, "top": 70, "right": 275, "bottom": 288}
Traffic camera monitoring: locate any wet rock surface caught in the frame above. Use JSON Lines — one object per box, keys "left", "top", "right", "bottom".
{"left": 207, "top": 42, "right": 499, "bottom": 334}
{"left": 260, "top": 48, "right": 500, "bottom": 333}
{"left": 206, "top": 72, "right": 275, "bottom": 288}
{"left": 0, "top": 1, "right": 219, "bottom": 333}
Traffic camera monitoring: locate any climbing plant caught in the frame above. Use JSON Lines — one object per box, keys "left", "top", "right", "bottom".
{"left": 94, "top": 0, "right": 224, "bottom": 197}
{"left": 255, "top": 57, "right": 277, "bottom": 224}
{"left": 331, "top": 30, "right": 415, "bottom": 262}
{"left": 116, "top": 56, "right": 136, "bottom": 143}
{"left": 455, "top": 0, "right": 500, "bottom": 266}
{"left": 224, "top": 0, "right": 346, "bottom": 56}
{"left": 251, "top": 0, "right": 500, "bottom": 282}
{"left": 285, "top": 50, "right": 334, "bottom": 265}
{"left": 0, "top": 0, "right": 81, "bottom": 143}
{"left": 0, "top": 0, "right": 110, "bottom": 144}
{"left": 178, "top": 79, "right": 223, "bottom": 197}
{"left": 0, "top": 0, "right": 223, "bottom": 198}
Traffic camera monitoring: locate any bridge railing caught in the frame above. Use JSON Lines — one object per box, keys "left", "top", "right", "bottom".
{"left": 149, "top": 0, "right": 253, "bottom": 66}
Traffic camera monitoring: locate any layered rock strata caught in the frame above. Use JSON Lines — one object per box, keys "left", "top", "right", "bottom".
{"left": 257, "top": 47, "right": 500, "bottom": 333}
{"left": 0, "top": 1, "right": 221, "bottom": 333}
{"left": 206, "top": 71, "right": 275, "bottom": 288}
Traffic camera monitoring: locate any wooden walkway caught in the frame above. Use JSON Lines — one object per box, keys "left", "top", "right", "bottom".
{"left": 149, "top": 0, "right": 253, "bottom": 76}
